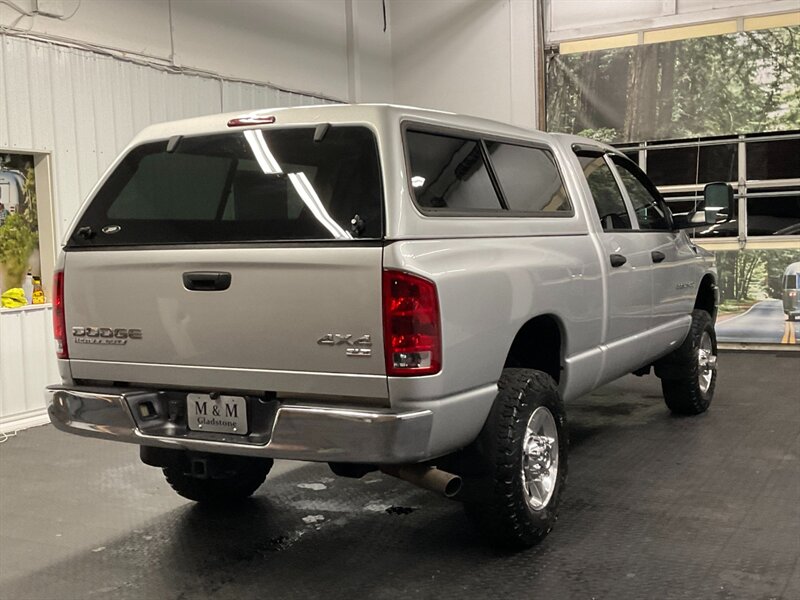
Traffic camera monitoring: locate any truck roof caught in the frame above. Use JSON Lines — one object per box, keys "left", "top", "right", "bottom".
{"left": 130, "top": 103, "right": 603, "bottom": 150}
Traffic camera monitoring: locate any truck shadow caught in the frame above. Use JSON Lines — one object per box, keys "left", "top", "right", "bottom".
{"left": 567, "top": 376, "right": 666, "bottom": 448}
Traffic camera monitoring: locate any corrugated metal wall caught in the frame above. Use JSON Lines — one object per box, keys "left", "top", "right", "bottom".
{"left": 0, "top": 35, "right": 334, "bottom": 426}
{"left": 0, "top": 307, "right": 59, "bottom": 428}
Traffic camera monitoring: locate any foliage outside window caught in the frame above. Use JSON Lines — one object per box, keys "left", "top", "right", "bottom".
{"left": 0, "top": 153, "right": 40, "bottom": 307}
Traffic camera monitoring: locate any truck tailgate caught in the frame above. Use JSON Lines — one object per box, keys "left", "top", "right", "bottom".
{"left": 64, "top": 246, "right": 387, "bottom": 399}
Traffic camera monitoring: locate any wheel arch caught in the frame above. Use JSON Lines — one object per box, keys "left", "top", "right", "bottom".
{"left": 695, "top": 273, "right": 718, "bottom": 321}
{"left": 503, "top": 314, "right": 565, "bottom": 384}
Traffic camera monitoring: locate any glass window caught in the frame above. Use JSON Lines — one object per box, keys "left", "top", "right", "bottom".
{"left": 698, "top": 144, "right": 738, "bottom": 183}
{"left": 785, "top": 274, "right": 798, "bottom": 290}
{"left": 611, "top": 156, "right": 670, "bottom": 230}
{"left": 578, "top": 155, "right": 632, "bottom": 231}
{"left": 747, "top": 138, "right": 800, "bottom": 180}
{"left": 646, "top": 144, "right": 737, "bottom": 186}
{"left": 406, "top": 130, "right": 501, "bottom": 212}
{"left": 647, "top": 147, "right": 697, "bottom": 186}
{"left": 484, "top": 142, "right": 571, "bottom": 213}
{"left": 69, "top": 126, "right": 383, "bottom": 246}
{"left": 745, "top": 187, "right": 800, "bottom": 236}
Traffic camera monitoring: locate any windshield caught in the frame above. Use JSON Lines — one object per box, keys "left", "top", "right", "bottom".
{"left": 69, "top": 126, "right": 383, "bottom": 246}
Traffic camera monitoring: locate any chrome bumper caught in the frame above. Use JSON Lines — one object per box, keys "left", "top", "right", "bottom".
{"left": 46, "top": 386, "right": 433, "bottom": 464}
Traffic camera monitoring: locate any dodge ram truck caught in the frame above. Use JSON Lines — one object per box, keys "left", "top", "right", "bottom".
{"left": 47, "top": 104, "right": 731, "bottom": 548}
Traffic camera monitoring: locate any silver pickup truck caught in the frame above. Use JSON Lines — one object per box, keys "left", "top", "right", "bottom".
{"left": 47, "top": 104, "right": 731, "bottom": 548}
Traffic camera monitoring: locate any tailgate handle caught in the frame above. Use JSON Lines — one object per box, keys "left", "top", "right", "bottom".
{"left": 182, "top": 272, "right": 231, "bottom": 291}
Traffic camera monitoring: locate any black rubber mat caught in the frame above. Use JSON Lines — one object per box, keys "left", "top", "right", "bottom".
{"left": 1, "top": 352, "right": 798, "bottom": 599}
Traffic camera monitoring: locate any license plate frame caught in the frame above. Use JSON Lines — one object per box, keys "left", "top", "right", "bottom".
{"left": 186, "top": 393, "right": 248, "bottom": 435}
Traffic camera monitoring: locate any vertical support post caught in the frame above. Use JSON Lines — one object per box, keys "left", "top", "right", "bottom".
{"left": 345, "top": 0, "right": 360, "bottom": 104}
{"left": 737, "top": 136, "right": 747, "bottom": 249}
{"left": 533, "top": 0, "right": 547, "bottom": 130}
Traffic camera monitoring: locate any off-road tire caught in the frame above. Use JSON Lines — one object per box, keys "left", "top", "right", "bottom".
{"left": 163, "top": 457, "right": 272, "bottom": 505}
{"left": 463, "top": 368, "right": 568, "bottom": 549}
{"left": 658, "top": 309, "right": 717, "bottom": 415}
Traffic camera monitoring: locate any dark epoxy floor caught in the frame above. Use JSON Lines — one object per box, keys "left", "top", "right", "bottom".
{"left": 1, "top": 352, "right": 798, "bottom": 600}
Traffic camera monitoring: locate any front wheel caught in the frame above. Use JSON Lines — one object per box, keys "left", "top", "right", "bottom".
{"left": 463, "top": 369, "right": 568, "bottom": 549}
{"left": 657, "top": 309, "right": 718, "bottom": 415}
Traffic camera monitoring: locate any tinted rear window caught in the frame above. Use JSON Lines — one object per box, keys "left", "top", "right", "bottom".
{"left": 485, "top": 142, "right": 571, "bottom": 213}
{"left": 69, "top": 126, "right": 382, "bottom": 246}
{"left": 405, "top": 130, "right": 502, "bottom": 212}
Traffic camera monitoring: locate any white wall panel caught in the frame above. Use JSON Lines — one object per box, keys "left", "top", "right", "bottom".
{"left": 391, "top": 0, "right": 537, "bottom": 128}
{"left": 550, "top": 1, "right": 666, "bottom": 32}
{"left": 0, "top": 307, "right": 59, "bottom": 426}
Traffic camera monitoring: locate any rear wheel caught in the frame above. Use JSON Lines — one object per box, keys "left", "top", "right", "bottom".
{"left": 163, "top": 455, "right": 272, "bottom": 505}
{"left": 463, "top": 368, "right": 568, "bottom": 549}
{"left": 658, "top": 309, "right": 717, "bottom": 415}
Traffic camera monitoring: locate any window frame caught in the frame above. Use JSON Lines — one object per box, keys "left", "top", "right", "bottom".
{"left": 401, "top": 120, "right": 575, "bottom": 218}
{"left": 607, "top": 153, "right": 675, "bottom": 233}
{"left": 575, "top": 149, "right": 637, "bottom": 232}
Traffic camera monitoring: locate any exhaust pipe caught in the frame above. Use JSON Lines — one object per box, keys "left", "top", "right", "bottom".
{"left": 381, "top": 465, "right": 462, "bottom": 498}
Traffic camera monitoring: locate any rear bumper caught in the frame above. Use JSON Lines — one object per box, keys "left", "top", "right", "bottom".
{"left": 46, "top": 385, "right": 433, "bottom": 464}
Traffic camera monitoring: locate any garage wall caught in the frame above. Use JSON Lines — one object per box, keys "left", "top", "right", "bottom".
{"left": 0, "top": 306, "right": 58, "bottom": 430}
{"left": 0, "top": 0, "right": 393, "bottom": 102}
{"left": 390, "top": 0, "right": 538, "bottom": 128}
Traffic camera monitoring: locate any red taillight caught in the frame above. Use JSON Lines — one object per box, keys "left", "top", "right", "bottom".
{"left": 53, "top": 270, "right": 68, "bottom": 359}
{"left": 382, "top": 270, "right": 442, "bottom": 377}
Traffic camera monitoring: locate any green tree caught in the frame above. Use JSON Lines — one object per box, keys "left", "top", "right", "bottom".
{"left": 0, "top": 212, "right": 38, "bottom": 289}
{"left": 546, "top": 26, "right": 800, "bottom": 142}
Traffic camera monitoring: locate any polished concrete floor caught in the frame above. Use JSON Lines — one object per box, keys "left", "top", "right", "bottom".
{"left": 1, "top": 352, "right": 798, "bottom": 600}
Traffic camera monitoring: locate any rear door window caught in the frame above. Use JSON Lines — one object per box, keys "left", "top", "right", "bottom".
{"left": 611, "top": 156, "right": 671, "bottom": 230}
{"left": 405, "top": 130, "right": 502, "bottom": 212}
{"left": 484, "top": 142, "right": 571, "bottom": 213}
{"left": 578, "top": 155, "right": 633, "bottom": 231}
{"left": 69, "top": 126, "right": 382, "bottom": 246}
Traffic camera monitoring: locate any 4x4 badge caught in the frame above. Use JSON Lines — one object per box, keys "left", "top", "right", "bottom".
{"left": 317, "top": 333, "right": 372, "bottom": 357}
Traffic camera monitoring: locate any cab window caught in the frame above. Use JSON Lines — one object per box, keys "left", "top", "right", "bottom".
{"left": 578, "top": 155, "right": 632, "bottom": 231}
{"left": 611, "top": 156, "right": 670, "bottom": 230}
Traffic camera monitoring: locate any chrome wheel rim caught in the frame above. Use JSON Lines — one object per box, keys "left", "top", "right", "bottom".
{"left": 521, "top": 406, "right": 559, "bottom": 511}
{"left": 697, "top": 330, "right": 716, "bottom": 395}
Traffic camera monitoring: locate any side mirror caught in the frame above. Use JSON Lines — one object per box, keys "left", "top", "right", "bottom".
{"left": 700, "top": 182, "right": 734, "bottom": 224}
{"left": 673, "top": 182, "right": 734, "bottom": 229}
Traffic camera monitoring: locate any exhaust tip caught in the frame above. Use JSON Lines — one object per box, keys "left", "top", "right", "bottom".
{"left": 381, "top": 465, "right": 462, "bottom": 498}
{"left": 443, "top": 475, "right": 462, "bottom": 498}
